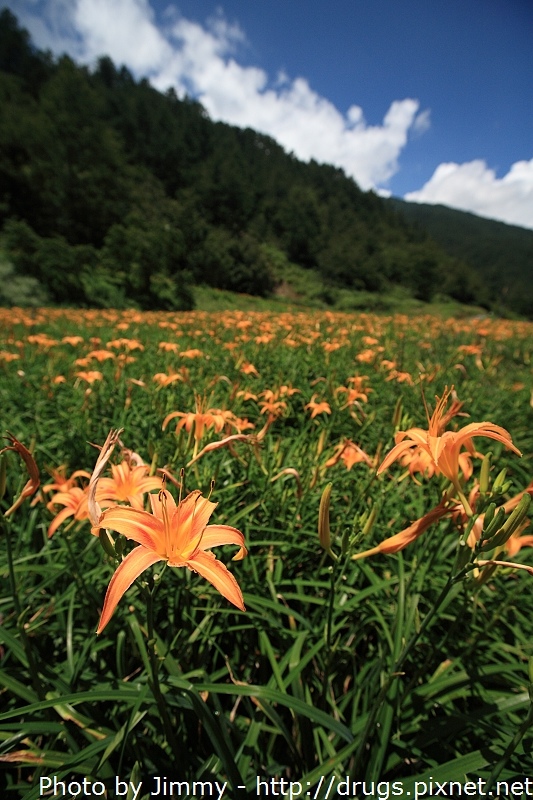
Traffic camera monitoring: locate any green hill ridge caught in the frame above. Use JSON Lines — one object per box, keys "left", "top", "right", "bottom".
{"left": 1, "top": 8, "right": 531, "bottom": 316}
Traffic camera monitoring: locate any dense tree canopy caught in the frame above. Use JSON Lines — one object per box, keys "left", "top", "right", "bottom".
{"left": 1, "top": 9, "right": 529, "bottom": 314}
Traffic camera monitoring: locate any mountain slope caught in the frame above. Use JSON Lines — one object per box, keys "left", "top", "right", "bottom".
{"left": 0, "top": 8, "right": 530, "bottom": 317}
{"left": 389, "top": 199, "right": 533, "bottom": 316}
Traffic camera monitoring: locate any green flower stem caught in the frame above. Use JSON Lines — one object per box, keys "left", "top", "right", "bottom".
{"left": 1, "top": 513, "right": 45, "bottom": 700}
{"left": 321, "top": 561, "right": 338, "bottom": 704}
{"left": 143, "top": 580, "right": 183, "bottom": 768}
{"left": 452, "top": 479, "right": 474, "bottom": 517}
{"left": 61, "top": 531, "right": 100, "bottom": 607}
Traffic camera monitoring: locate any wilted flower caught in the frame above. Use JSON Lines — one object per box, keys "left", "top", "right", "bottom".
{"left": 352, "top": 501, "right": 451, "bottom": 561}
{"left": 1, "top": 433, "right": 40, "bottom": 517}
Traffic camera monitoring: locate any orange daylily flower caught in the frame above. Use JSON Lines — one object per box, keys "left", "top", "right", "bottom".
{"left": 75, "top": 371, "right": 103, "bottom": 384}
{"left": 0, "top": 351, "right": 20, "bottom": 362}
{"left": 47, "top": 486, "right": 90, "bottom": 537}
{"left": 62, "top": 336, "right": 84, "bottom": 346}
{"left": 106, "top": 338, "right": 144, "bottom": 351}
{"left": 42, "top": 466, "right": 91, "bottom": 510}
{"left": 356, "top": 348, "right": 381, "bottom": 363}
{"left": 324, "top": 439, "right": 374, "bottom": 470}
{"left": 240, "top": 361, "right": 259, "bottom": 376}
{"left": 335, "top": 385, "right": 371, "bottom": 407}
{"left": 96, "top": 460, "right": 163, "bottom": 511}
{"left": 305, "top": 395, "right": 331, "bottom": 419}
{"left": 153, "top": 371, "right": 186, "bottom": 387}
{"left": 259, "top": 398, "right": 287, "bottom": 418}
{"left": 27, "top": 334, "right": 58, "bottom": 347}
{"left": 400, "top": 445, "right": 476, "bottom": 485}
{"left": 85, "top": 349, "right": 115, "bottom": 362}
{"left": 385, "top": 370, "right": 414, "bottom": 385}
{"left": 378, "top": 387, "right": 521, "bottom": 493}
{"left": 158, "top": 341, "right": 180, "bottom": 353}
{"left": 279, "top": 384, "right": 301, "bottom": 397}
{"left": 163, "top": 403, "right": 242, "bottom": 442}
{"left": 179, "top": 348, "right": 203, "bottom": 359}
{"left": 94, "top": 489, "right": 246, "bottom": 633}
{"left": 43, "top": 465, "right": 91, "bottom": 493}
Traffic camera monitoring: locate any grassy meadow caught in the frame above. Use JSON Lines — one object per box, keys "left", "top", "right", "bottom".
{"left": 1, "top": 305, "right": 533, "bottom": 798}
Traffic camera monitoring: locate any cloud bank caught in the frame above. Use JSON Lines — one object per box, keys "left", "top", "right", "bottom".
{"left": 405, "top": 159, "right": 533, "bottom": 230}
{"left": 11, "top": 0, "right": 533, "bottom": 228}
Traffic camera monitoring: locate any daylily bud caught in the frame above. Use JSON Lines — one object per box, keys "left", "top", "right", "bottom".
{"left": 341, "top": 526, "right": 350, "bottom": 556}
{"left": 483, "top": 502, "right": 496, "bottom": 528}
{"left": 480, "top": 506, "right": 506, "bottom": 543}
{"left": 492, "top": 468, "right": 507, "bottom": 494}
{"left": 88, "top": 428, "right": 123, "bottom": 527}
{"left": 479, "top": 452, "right": 492, "bottom": 494}
{"left": 480, "top": 494, "right": 531, "bottom": 552}
{"left": 115, "top": 535, "right": 125, "bottom": 558}
{"left": 498, "top": 493, "right": 531, "bottom": 539}
{"left": 99, "top": 527, "right": 116, "bottom": 559}
{"left": 362, "top": 504, "right": 378, "bottom": 537}
{"left": 318, "top": 483, "right": 332, "bottom": 551}
{"left": 316, "top": 429, "right": 327, "bottom": 458}
{"left": 392, "top": 396, "right": 403, "bottom": 430}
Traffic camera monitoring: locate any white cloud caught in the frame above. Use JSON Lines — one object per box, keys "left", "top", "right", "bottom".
{"left": 73, "top": 0, "right": 173, "bottom": 74}
{"left": 13, "top": 0, "right": 427, "bottom": 191}
{"left": 405, "top": 159, "right": 533, "bottom": 229}
{"left": 154, "top": 15, "right": 424, "bottom": 190}
{"left": 10, "top": 0, "right": 83, "bottom": 57}
{"left": 411, "top": 108, "right": 431, "bottom": 137}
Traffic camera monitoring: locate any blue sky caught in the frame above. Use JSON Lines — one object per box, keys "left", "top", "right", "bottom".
{"left": 6, "top": 0, "right": 533, "bottom": 229}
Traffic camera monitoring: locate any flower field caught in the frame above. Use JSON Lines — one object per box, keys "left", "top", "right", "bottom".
{"left": 1, "top": 306, "right": 533, "bottom": 797}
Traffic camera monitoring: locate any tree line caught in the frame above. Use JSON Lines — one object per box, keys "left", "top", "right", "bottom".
{"left": 0, "top": 8, "right": 519, "bottom": 312}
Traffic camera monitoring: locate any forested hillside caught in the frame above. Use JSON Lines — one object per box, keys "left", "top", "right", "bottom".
{"left": 390, "top": 199, "right": 533, "bottom": 317}
{"left": 0, "top": 9, "right": 529, "bottom": 314}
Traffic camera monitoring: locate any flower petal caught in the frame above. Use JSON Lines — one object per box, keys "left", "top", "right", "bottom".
{"left": 352, "top": 502, "right": 450, "bottom": 560}
{"left": 187, "top": 550, "right": 245, "bottom": 610}
{"left": 99, "top": 506, "right": 163, "bottom": 550}
{"left": 161, "top": 410, "right": 184, "bottom": 430}
{"left": 194, "top": 523, "right": 246, "bottom": 552}
{"left": 97, "top": 547, "right": 164, "bottom": 634}
{"left": 377, "top": 439, "right": 421, "bottom": 474}
{"left": 47, "top": 506, "right": 75, "bottom": 538}
{"left": 456, "top": 422, "right": 522, "bottom": 456}
{"left": 182, "top": 491, "right": 217, "bottom": 535}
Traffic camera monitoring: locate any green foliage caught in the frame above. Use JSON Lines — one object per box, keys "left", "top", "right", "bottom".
{"left": 3, "top": 219, "right": 95, "bottom": 304}
{"left": 0, "top": 11, "right": 529, "bottom": 315}
{"left": 391, "top": 199, "right": 533, "bottom": 316}
{"left": 1, "top": 307, "right": 532, "bottom": 790}
{"left": 0, "top": 252, "right": 49, "bottom": 306}
{"left": 0, "top": 8, "right": 53, "bottom": 92}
